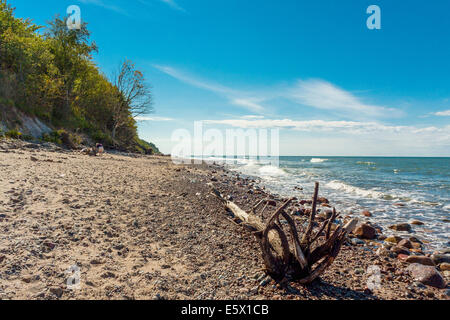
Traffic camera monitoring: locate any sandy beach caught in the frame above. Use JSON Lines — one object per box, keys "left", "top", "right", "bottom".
{"left": 0, "top": 139, "right": 448, "bottom": 300}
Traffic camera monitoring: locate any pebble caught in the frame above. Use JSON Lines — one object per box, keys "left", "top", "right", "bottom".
{"left": 376, "top": 247, "right": 390, "bottom": 257}
{"left": 362, "top": 210, "right": 372, "bottom": 217}
{"left": 259, "top": 279, "right": 270, "bottom": 287}
{"left": 49, "top": 287, "right": 63, "bottom": 298}
{"left": 397, "top": 239, "right": 413, "bottom": 249}
{"left": 350, "top": 238, "right": 365, "bottom": 246}
{"left": 384, "top": 236, "right": 403, "bottom": 244}
{"left": 439, "top": 262, "right": 450, "bottom": 271}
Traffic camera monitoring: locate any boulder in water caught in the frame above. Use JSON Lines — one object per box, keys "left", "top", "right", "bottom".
{"left": 389, "top": 223, "right": 412, "bottom": 232}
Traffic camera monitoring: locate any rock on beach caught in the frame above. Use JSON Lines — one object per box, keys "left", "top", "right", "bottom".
{"left": 406, "top": 263, "right": 447, "bottom": 289}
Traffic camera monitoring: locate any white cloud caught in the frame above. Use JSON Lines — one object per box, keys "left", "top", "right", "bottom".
{"left": 289, "top": 79, "right": 400, "bottom": 118}
{"left": 135, "top": 116, "right": 174, "bottom": 121}
{"left": 194, "top": 118, "right": 450, "bottom": 156}
{"left": 153, "top": 65, "right": 265, "bottom": 113}
{"left": 153, "top": 65, "right": 232, "bottom": 95}
{"left": 434, "top": 110, "right": 450, "bottom": 116}
{"left": 153, "top": 65, "right": 404, "bottom": 119}
{"left": 78, "top": 0, "right": 128, "bottom": 15}
{"left": 204, "top": 118, "right": 398, "bottom": 132}
{"left": 232, "top": 99, "right": 264, "bottom": 112}
{"left": 240, "top": 115, "right": 265, "bottom": 119}
{"left": 203, "top": 118, "right": 450, "bottom": 145}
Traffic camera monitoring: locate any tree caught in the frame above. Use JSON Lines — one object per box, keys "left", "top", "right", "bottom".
{"left": 0, "top": 0, "right": 58, "bottom": 118}
{"left": 45, "top": 16, "right": 97, "bottom": 121}
{"left": 0, "top": 1, "right": 159, "bottom": 153}
{"left": 111, "top": 60, "right": 153, "bottom": 141}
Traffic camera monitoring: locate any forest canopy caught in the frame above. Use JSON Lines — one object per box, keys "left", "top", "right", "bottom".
{"left": 0, "top": 0, "right": 158, "bottom": 154}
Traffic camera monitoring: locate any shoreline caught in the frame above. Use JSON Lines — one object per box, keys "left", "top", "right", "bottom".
{"left": 0, "top": 139, "right": 448, "bottom": 300}
{"left": 206, "top": 157, "right": 449, "bottom": 252}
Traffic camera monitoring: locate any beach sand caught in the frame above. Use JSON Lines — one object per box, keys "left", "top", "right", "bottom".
{"left": 0, "top": 139, "right": 448, "bottom": 300}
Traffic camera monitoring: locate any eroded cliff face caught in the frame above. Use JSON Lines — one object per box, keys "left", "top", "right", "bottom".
{"left": 0, "top": 105, "right": 52, "bottom": 138}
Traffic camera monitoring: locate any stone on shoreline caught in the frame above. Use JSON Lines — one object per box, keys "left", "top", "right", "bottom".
{"left": 431, "top": 254, "right": 450, "bottom": 265}
{"left": 317, "top": 197, "right": 329, "bottom": 204}
{"left": 350, "top": 238, "right": 365, "bottom": 246}
{"left": 406, "top": 263, "right": 447, "bottom": 289}
{"left": 384, "top": 236, "right": 403, "bottom": 244}
{"left": 353, "top": 223, "right": 376, "bottom": 240}
{"left": 49, "top": 287, "right": 64, "bottom": 298}
{"left": 397, "top": 239, "right": 413, "bottom": 249}
{"left": 362, "top": 210, "right": 372, "bottom": 217}
{"left": 391, "top": 246, "right": 411, "bottom": 256}
{"left": 409, "top": 236, "right": 422, "bottom": 244}
{"left": 439, "top": 262, "right": 450, "bottom": 271}
{"left": 389, "top": 223, "right": 412, "bottom": 232}
{"left": 405, "top": 256, "right": 435, "bottom": 266}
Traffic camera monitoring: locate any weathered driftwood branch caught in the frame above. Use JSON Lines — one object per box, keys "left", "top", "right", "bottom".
{"left": 212, "top": 183, "right": 358, "bottom": 284}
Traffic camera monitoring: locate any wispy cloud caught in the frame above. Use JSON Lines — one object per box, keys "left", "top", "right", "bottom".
{"left": 135, "top": 116, "right": 174, "bottom": 121}
{"left": 289, "top": 79, "right": 401, "bottom": 118}
{"left": 433, "top": 109, "right": 450, "bottom": 116}
{"left": 154, "top": 65, "right": 232, "bottom": 95}
{"left": 159, "top": 0, "right": 186, "bottom": 12}
{"left": 137, "top": 0, "right": 187, "bottom": 13}
{"left": 231, "top": 99, "right": 265, "bottom": 113}
{"left": 154, "top": 65, "right": 264, "bottom": 112}
{"left": 154, "top": 65, "right": 402, "bottom": 119}
{"left": 77, "top": 0, "right": 129, "bottom": 15}
{"left": 240, "top": 115, "right": 265, "bottom": 119}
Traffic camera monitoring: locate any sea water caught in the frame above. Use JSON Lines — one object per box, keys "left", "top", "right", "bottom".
{"left": 207, "top": 156, "right": 449, "bottom": 250}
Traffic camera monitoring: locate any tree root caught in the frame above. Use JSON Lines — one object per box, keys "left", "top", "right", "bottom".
{"left": 211, "top": 182, "right": 358, "bottom": 284}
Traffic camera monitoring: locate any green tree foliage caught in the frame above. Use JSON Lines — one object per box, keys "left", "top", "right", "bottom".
{"left": 0, "top": 0, "right": 157, "bottom": 153}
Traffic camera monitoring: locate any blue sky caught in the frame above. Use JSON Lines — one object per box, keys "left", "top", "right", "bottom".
{"left": 9, "top": 0, "right": 450, "bottom": 156}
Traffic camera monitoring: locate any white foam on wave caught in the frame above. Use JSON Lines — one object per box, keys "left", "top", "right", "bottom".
{"left": 325, "top": 180, "right": 385, "bottom": 199}
{"left": 356, "top": 161, "right": 376, "bottom": 165}
{"left": 258, "top": 165, "right": 286, "bottom": 177}
{"left": 310, "top": 158, "right": 328, "bottom": 163}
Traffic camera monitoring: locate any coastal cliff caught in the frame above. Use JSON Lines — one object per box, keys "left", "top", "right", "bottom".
{"left": 0, "top": 1, "right": 159, "bottom": 154}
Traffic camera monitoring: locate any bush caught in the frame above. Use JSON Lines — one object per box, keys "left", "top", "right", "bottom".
{"left": 91, "top": 130, "right": 113, "bottom": 147}
{"left": 41, "top": 130, "right": 82, "bottom": 149}
{"left": 5, "top": 129, "right": 22, "bottom": 139}
{"left": 41, "top": 130, "right": 63, "bottom": 145}
{"left": 135, "top": 137, "right": 160, "bottom": 155}
{"left": 21, "top": 134, "right": 34, "bottom": 141}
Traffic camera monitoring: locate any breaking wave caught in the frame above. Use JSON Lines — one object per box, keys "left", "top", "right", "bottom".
{"left": 310, "top": 158, "right": 328, "bottom": 163}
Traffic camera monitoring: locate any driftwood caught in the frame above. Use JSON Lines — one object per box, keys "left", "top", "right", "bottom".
{"left": 212, "top": 182, "right": 358, "bottom": 284}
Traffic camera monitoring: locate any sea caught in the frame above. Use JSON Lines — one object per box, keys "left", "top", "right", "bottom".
{"left": 202, "top": 156, "right": 450, "bottom": 250}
